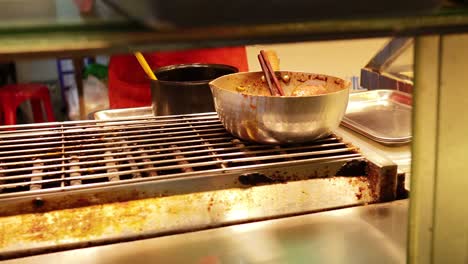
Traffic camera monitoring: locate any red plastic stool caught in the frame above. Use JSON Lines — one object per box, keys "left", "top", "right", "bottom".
{"left": 0, "top": 84, "right": 55, "bottom": 125}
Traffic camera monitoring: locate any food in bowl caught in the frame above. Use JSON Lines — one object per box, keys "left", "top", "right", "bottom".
{"left": 225, "top": 72, "right": 347, "bottom": 97}
{"left": 291, "top": 83, "right": 327, "bottom": 96}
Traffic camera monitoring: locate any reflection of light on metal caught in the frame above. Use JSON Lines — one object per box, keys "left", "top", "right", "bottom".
{"left": 325, "top": 208, "right": 353, "bottom": 217}
{"left": 47, "top": 246, "right": 101, "bottom": 263}
{"left": 357, "top": 220, "right": 406, "bottom": 263}
{"left": 226, "top": 228, "right": 284, "bottom": 263}
{"left": 224, "top": 201, "right": 275, "bottom": 233}
{"left": 376, "top": 100, "right": 390, "bottom": 107}
{"left": 78, "top": 247, "right": 100, "bottom": 260}
{"left": 347, "top": 101, "right": 370, "bottom": 113}
{"left": 229, "top": 217, "right": 274, "bottom": 234}
{"left": 349, "top": 100, "right": 390, "bottom": 109}
{"left": 224, "top": 208, "right": 250, "bottom": 222}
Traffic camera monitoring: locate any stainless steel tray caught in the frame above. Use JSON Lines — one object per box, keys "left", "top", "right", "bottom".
{"left": 91, "top": 107, "right": 153, "bottom": 120}
{"left": 341, "top": 90, "right": 412, "bottom": 146}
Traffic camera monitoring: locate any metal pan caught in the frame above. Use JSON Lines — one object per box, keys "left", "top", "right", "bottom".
{"left": 209, "top": 71, "right": 350, "bottom": 144}
{"left": 341, "top": 89, "right": 412, "bottom": 145}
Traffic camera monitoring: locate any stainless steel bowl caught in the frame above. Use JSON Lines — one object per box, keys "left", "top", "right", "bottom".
{"left": 209, "top": 71, "right": 350, "bottom": 144}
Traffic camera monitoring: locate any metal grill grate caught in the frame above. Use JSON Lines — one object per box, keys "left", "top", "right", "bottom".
{"left": 0, "top": 113, "right": 362, "bottom": 198}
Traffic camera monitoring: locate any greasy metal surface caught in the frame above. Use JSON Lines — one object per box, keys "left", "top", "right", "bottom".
{"left": 209, "top": 71, "right": 350, "bottom": 144}
{"left": 341, "top": 90, "right": 412, "bottom": 145}
{"left": 3, "top": 199, "right": 409, "bottom": 264}
{"left": 336, "top": 125, "right": 411, "bottom": 192}
{"left": 0, "top": 110, "right": 399, "bottom": 260}
{"left": 93, "top": 106, "right": 412, "bottom": 187}
{"left": 0, "top": 177, "right": 377, "bottom": 260}
{"left": 0, "top": 157, "right": 367, "bottom": 217}
{"left": 92, "top": 107, "right": 410, "bottom": 184}
{"left": 92, "top": 107, "right": 409, "bottom": 190}
{"left": 0, "top": 112, "right": 363, "bottom": 199}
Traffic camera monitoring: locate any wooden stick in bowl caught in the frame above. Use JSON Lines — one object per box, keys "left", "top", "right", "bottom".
{"left": 258, "top": 54, "right": 278, "bottom": 96}
{"left": 262, "top": 50, "right": 280, "bottom": 71}
{"left": 260, "top": 50, "right": 285, "bottom": 96}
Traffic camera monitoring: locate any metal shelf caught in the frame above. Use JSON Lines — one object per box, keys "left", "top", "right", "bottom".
{"left": 1, "top": 7, "right": 468, "bottom": 60}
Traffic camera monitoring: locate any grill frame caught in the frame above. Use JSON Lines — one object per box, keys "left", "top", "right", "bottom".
{"left": 0, "top": 112, "right": 364, "bottom": 200}
{"left": 0, "top": 111, "right": 399, "bottom": 260}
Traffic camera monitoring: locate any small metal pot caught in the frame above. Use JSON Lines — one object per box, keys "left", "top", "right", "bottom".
{"left": 151, "top": 63, "right": 238, "bottom": 115}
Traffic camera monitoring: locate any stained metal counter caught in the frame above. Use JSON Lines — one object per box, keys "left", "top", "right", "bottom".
{"left": 4, "top": 199, "right": 408, "bottom": 264}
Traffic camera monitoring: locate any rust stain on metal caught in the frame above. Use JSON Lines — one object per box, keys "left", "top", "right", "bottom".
{"left": 0, "top": 165, "right": 4, "bottom": 192}
{"left": 0, "top": 189, "right": 152, "bottom": 217}
{"left": 69, "top": 156, "right": 82, "bottom": 186}
{"left": 1, "top": 177, "right": 358, "bottom": 258}
{"left": 138, "top": 147, "right": 158, "bottom": 177}
{"left": 366, "top": 162, "right": 397, "bottom": 202}
{"left": 30, "top": 159, "right": 44, "bottom": 191}
{"left": 46, "top": 152, "right": 63, "bottom": 156}
{"left": 104, "top": 150, "right": 119, "bottom": 181}
{"left": 0, "top": 192, "right": 207, "bottom": 252}
{"left": 170, "top": 144, "right": 193, "bottom": 173}
{"left": 207, "top": 196, "right": 215, "bottom": 212}
{"left": 355, "top": 186, "right": 366, "bottom": 200}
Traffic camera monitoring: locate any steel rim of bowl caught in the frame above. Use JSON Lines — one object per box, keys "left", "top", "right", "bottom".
{"left": 209, "top": 71, "right": 351, "bottom": 98}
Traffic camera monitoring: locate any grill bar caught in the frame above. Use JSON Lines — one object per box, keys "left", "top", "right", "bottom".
{"left": 0, "top": 154, "right": 362, "bottom": 190}
{"left": 59, "top": 128, "right": 67, "bottom": 188}
{"left": 0, "top": 136, "right": 236, "bottom": 158}
{"left": 30, "top": 160, "right": 43, "bottom": 191}
{"left": 0, "top": 129, "right": 229, "bottom": 149}
{"left": 0, "top": 142, "right": 350, "bottom": 174}
{"left": 2, "top": 150, "right": 361, "bottom": 183}
{"left": 0, "top": 113, "right": 364, "bottom": 198}
{"left": 138, "top": 147, "right": 158, "bottom": 178}
{"left": 0, "top": 123, "right": 225, "bottom": 144}
{"left": 203, "top": 141, "right": 227, "bottom": 169}
{"left": 232, "top": 139, "right": 261, "bottom": 165}
{"left": 69, "top": 156, "right": 81, "bottom": 186}
{"left": 171, "top": 144, "right": 194, "bottom": 173}
{"left": 0, "top": 166, "right": 3, "bottom": 191}
{"left": 0, "top": 114, "right": 219, "bottom": 136}
{"left": 0, "top": 154, "right": 359, "bottom": 187}
{"left": 123, "top": 143, "right": 142, "bottom": 179}
{"left": 0, "top": 136, "right": 341, "bottom": 161}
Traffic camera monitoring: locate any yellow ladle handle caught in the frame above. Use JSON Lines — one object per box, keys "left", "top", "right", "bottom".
{"left": 134, "top": 52, "right": 157, "bottom": 80}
